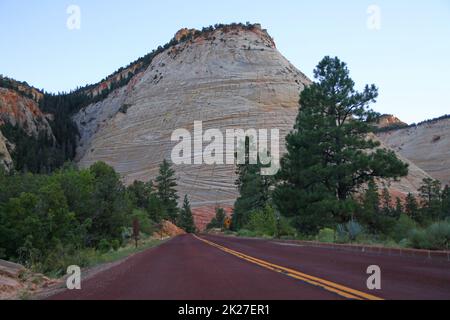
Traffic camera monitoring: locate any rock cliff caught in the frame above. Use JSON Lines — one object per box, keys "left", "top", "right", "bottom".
{"left": 75, "top": 24, "right": 311, "bottom": 208}
{"left": 74, "top": 24, "right": 434, "bottom": 215}
{"left": 377, "top": 117, "right": 450, "bottom": 186}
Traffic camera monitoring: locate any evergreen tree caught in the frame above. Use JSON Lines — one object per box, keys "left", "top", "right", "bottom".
{"left": 274, "top": 56, "right": 408, "bottom": 234}
{"left": 208, "top": 207, "right": 227, "bottom": 230}
{"left": 359, "top": 180, "right": 380, "bottom": 233}
{"left": 419, "top": 178, "right": 442, "bottom": 222}
{"left": 89, "top": 162, "right": 130, "bottom": 245}
{"left": 155, "top": 159, "right": 179, "bottom": 223}
{"left": 178, "top": 195, "right": 196, "bottom": 233}
{"left": 381, "top": 187, "right": 393, "bottom": 217}
{"left": 147, "top": 193, "right": 164, "bottom": 223}
{"left": 232, "top": 137, "right": 274, "bottom": 230}
{"left": 394, "top": 197, "right": 404, "bottom": 220}
{"left": 127, "top": 180, "right": 153, "bottom": 210}
{"left": 442, "top": 185, "right": 450, "bottom": 220}
{"left": 405, "top": 193, "right": 420, "bottom": 223}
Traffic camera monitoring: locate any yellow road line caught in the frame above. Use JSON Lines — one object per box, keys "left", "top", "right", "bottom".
{"left": 194, "top": 235, "right": 384, "bottom": 301}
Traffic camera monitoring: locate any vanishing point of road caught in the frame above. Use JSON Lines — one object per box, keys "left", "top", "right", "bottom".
{"left": 49, "top": 234, "right": 450, "bottom": 300}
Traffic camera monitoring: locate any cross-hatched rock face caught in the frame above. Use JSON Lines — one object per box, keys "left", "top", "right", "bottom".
{"left": 377, "top": 118, "right": 450, "bottom": 187}
{"left": 75, "top": 26, "right": 311, "bottom": 208}
{"left": 74, "top": 25, "right": 432, "bottom": 211}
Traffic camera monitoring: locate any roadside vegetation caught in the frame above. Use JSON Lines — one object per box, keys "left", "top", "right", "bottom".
{"left": 214, "top": 56, "right": 450, "bottom": 251}
{"left": 0, "top": 159, "right": 195, "bottom": 276}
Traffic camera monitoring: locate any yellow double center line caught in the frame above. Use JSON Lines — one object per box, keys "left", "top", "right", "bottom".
{"left": 194, "top": 235, "right": 383, "bottom": 301}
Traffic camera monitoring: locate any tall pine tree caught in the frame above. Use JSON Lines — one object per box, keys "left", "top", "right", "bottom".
{"left": 155, "top": 159, "right": 179, "bottom": 223}
{"left": 178, "top": 195, "right": 196, "bottom": 233}
{"left": 274, "top": 56, "right": 408, "bottom": 234}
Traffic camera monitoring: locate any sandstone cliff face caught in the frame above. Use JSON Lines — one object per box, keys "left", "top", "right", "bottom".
{"left": 0, "top": 88, "right": 54, "bottom": 139}
{"left": 377, "top": 118, "right": 450, "bottom": 186}
{"left": 0, "top": 131, "right": 13, "bottom": 171}
{"left": 368, "top": 134, "right": 431, "bottom": 197}
{"left": 76, "top": 25, "right": 310, "bottom": 208}
{"left": 75, "top": 25, "right": 431, "bottom": 218}
{"left": 376, "top": 114, "right": 407, "bottom": 129}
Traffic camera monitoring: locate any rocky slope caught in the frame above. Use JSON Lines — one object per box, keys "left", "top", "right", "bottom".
{"left": 74, "top": 24, "right": 433, "bottom": 219}
{"left": 377, "top": 117, "right": 450, "bottom": 186}
{"left": 0, "top": 87, "right": 56, "bottom": 171}
{"left": 0, "top": 88, "right": 54, "bottom": 139}
{"left": 375, "top": 114, "right": 408, "bottom": 130}
{"left": 0, "top": 131, "right": 13, "bottom": 171}
{"left": 75, "top": 24, "right": 311, "bottom": 209}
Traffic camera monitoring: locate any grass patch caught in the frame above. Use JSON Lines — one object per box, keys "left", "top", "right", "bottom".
{"left": 86, "top": 237, "right": 166, "bottom": 267}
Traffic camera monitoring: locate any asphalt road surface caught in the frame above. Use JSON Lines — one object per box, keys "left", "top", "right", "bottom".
{"left": 49, "top": 234, "right": 450, "bottom": 300}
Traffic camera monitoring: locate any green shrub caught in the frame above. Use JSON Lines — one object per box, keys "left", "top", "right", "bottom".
{"left": 408, "top": 228, "right": 430, "bottom": 249}
{"left": 98, "top": 239, "right": 112, "bottom": 253}
{"left": 245, "top": 206, "right": 277, "bottom": 237}
{"left": 426, "top": 222, "right": 450, "bottom": 250}
{"left": 317, "top": 228, "right": 335, "bottom": 243}
{"left": 347, "top": 220, "right": 363, "bottom": 241}
{"left": 336, "top": 220, "right": 363, "bottom": 243}
{"left": 408, "top": 221, "right": 450, "bottom": 250}
{"left": 278, "top": 217, "right": 297, "bottom": 238}
{"left": 336, "top": 224, "right": 349, "bottom": 243}
{"left": 392, "top": 214, "right": 416, "bottom": 242}
{"left": 110, "top": 240, "right": 121, "bottom": 251}
{"left": 130, "top": 209, "right": 156, "bottom": 235}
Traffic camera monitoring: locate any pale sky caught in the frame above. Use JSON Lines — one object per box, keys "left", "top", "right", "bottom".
{"left": 0, "top": 0, "right": 449, "bottom": 124}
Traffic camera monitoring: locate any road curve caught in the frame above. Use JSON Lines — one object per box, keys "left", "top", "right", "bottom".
{"left": 49, "top": 234, "right": 450, "bottom": 300}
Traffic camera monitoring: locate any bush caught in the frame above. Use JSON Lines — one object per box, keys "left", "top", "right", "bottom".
{"left": 391, "top": 214, "right": 416, "bottom": 242}
{"left": 347, "top": 220, "right": 363, "bottom": 241}
{"left": 98, "top": 239, "right": 112, "bottom": 253}
{"left": 110, "top": 240, "right": 121, "bottom": 251}
{"left": 408, "top": 229, "right": 430, "bottom": 250}
{"left": 278, "top": 217, "right": 297, "bottom": 238}
{"left": 245, "top": 206, "right": 277, "bottom": 237}
{"left": 426, "top": 222, "right": 450, "bottom": 250}
{"left": 317, "top": 228, "right": 335, "bottom": 243}
{"left": 408, "top": 221, "right": 450, "bottom": 250}
{"left": 336, "top": 220, "right": 363, "bottom": 243}
{"left": 130, "top": 209, "right": 156, "bottom": 235}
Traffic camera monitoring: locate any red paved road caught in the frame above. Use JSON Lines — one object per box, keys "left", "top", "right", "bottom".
{"left": 49, "top": 234, "right": 450, "bottom": 300}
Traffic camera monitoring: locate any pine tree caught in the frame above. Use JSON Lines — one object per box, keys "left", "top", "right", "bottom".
{"left": 394, "top": 197, "right": 403, "bottom": 219}
{"left": 359, "top": 180, "right": 380, "bottom": 233}
{"left": 232, "top": 137, "right": 274, "bottom": 230}
{"left": 442, "top": 185, "right": 450, "bottom": 220}
{"left": 208, "top": 207, "right": 227, "bottom": 230}
{"left": 178, "top": 195, "right": 196, "bottom": 233}
{"left": 405, "top": 193, "right": 420, "bottom": 223}
{"left": 419, "top": 178, "right": 442, "bottom": 221}
{"left": 274, "top": 56, "right": 408, "bottom": 234}
{"left": 155, "top": 159, "right": 179, "bottom": 222}
{"left": 381, "top": 187, "right": 393, "bottom": 217}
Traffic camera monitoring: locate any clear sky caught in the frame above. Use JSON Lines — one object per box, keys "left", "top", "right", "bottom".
{"left": 0, "top": 0, "right": 449, "bottom": 124}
